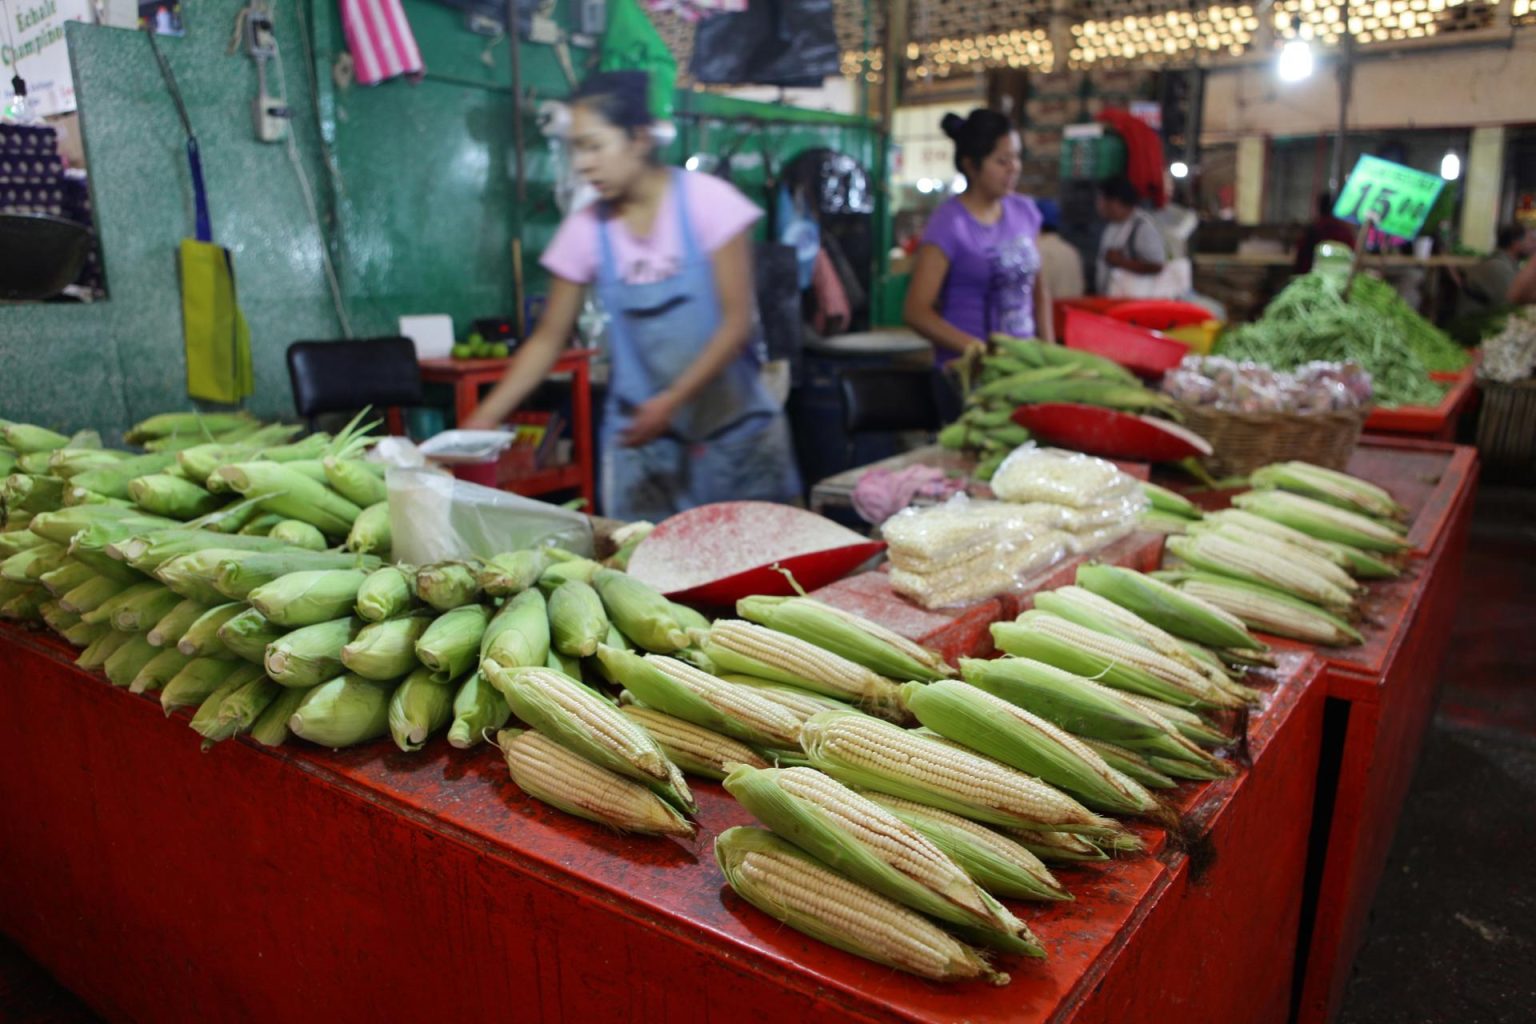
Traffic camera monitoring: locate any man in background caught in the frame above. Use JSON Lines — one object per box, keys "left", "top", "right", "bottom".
{"left": 1095, "top": 176, "right": 1168, "bottom": 296}
{"left": 1455, "top": 224, "right": 1535, "bottom": 322}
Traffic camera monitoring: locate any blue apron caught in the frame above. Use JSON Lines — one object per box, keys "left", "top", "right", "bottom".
{"left": 594, "top": 171, "right": 800, "bottom": 522}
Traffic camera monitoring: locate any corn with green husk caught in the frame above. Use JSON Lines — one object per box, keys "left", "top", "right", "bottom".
{"left": 111, "top": 584, "right": 183, "bottom": 633}
{"left": 478, "top": 549, "right": 552, "bottom": 597}
{"left": 103, "top": 634, "right": 159, "bottom": 687}
{"left": 0, "top": 584, "right": 45, "bottom": 621}
{"left": 356, "top": 566, "right": 415, "bottom": 622}
{"left": 247, "top": 568, "right": 370, "bottom": 627}
{"left": 800, "top": 709, "right": 1117, "bottom": 835}
{"left": 79, "top": 580, "right": 161, "bottom": 626}
{"left": 415, "top": 561, "right": 481, "bottom": 612}
{"left": 597, "top": 646, "right": 803, "bottom": 749}
{"left": 265, "top": 616, "right": 362, "bottom": 687}
{"left": 2, "top": 423, "right": 71, "bottom": 453}
{"left": 592, "top": 569, "right": 686, "bottom": 653}
{"left": 903, "top": 680, "right": 1161, "bottom": 818}
{"left": 112, "top": 528, "right": 290, "bottom": 574}
{"left": 77, "top": 627, "right": 134, "bottom": 670}
{"left": 548, "top": 579, "right": 609, "bottom": 657}
{"left": 161, "top": 659, "right": 251, "bottom": 715}
{"left": 736, "top": 595, "right": 953, "bottom": 683}
{"left": 1167, "top": 534, "right": 1356, "bottom": 613}
{"left": 447, "top": 670, "right": 509, "bottom": 749}
{"left": 415, "top": 603, "right": 490, "bottom": 682}
{"left": 387, "top": 666, "right": 455, "bottom": 752}
{"left": 1118, "top": 692, "right": 1233, "bottom": 748}
{"left": 146, "top": 598, "right": 209, "bottom": 648}
{"left": 1250, "top": 461, "right": 1406, "bottom": 521}
{"left": 537, "top": 558, "right": 603, "bottom": 593}
{"left": 1231, "top": 490, "right": 1411, "bottom": 553}
{"left": 861, "top": 790, "right": 1071, "bottom": 902}
{"left": 58, "top": 575, "right": 127, "bottom": 617}
{"left": 1005, "top": 828, "right": 1116, "bottom": 863}
{"left": 177, "top": 603, "right": 243, "bottom": 657}
{"left": 1075, "top": 564, "right": 1265, "bottom": 652}
{"left": 39, "top": 560, "right": 98, "bottom": 599}
{"left": 211, "top": 462, "right": 363, "bottom": 537}
{"left": 346, "top": 502, "right": 391, "bottom": 555}
{"left": 127, "top": 648, "right": 192, "bottom": 695}
{"left": 1143, "top": 481, "right": 1201, "bottom": 519}
{"left": 715, "top": 827, "right": 1008, "bottom": 985}
{"left": 340, "top": 612, "right": 432, "bottom": 680}
{"left": 238, "top": 513, "right": 285, "bottom": 536}
{"left": 0, "top": 528, "right": 49, "bottom": 558}
{"left": 123, "top": 411, "right": 257, "bottom": 446}
{"left": 215, "top": 552, "right": 377, "bottom": 603}
{"left": 47, "top": 448, "right": 127, "bottom": 479}
{"left": 66, "top": 453, "right": 180, "bottom": 501}
{"left": 267, "top": 520, "right": 328, "bottom": 551}
{"left": 3, "top": 473, "right": 65, "bottom": 513}
{"left": 0, "top": 542, "right": 63, "bottom": 583}
{"left": 1194, "top": 522, "right": 1365, "bottom": 598}
{"left": 618, "top": 706, "right": 770, "bottom": 780}
{"left": 191, "top": 674, "right": 279, "bottom": 747}
{"left": 183, "top": 494, "right": 268, "bottom": 535}
{"left": 40, "top": 599, "right": 79, "bottom": 633}
{"left": 63, "top": 620, "right": 110, "bottom": 648}
{"left": 1164, "top": 571, "right": 1364, "bottom": 646}
{"left": 496, "top": 728, "right": 696, "bottom": 838}
{"left": 218, "top": 608, "right": 288, "bottom": 664}
{"left": 480, "top": 588, "right": 550, "bottom": 671}
{"left": 288, "top": 673, "right": 395, "bottom": 748}
{"left": 249, "top": 683, "right": 312, "bottom": 747}
{"left": 1201, "top": 509, "right": 1352, "bottom": 568}
{"left": 323, "top": 458, "right": 387, "bottom": 509}
{"left": 695, "top": 619, "right": 908, "bottom": 720}
{"left": 546, "top": 646, "right": 584, "bottom": 679}
{"left": 487, "top": 664, "right": 696, "bottom": 813}
{"left": 1079, "top": 739, "right": 1178, "bottom": 789}
{"left": 27, "top": 504, "right": 166, "bottom": 544}
{"left": 126, "top": 474, "right": 223, "bottom": 519}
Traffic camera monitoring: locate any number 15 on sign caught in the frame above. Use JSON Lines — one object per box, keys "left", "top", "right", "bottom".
{"left": 1332, "top": 154, "right": 1446, "bottom": 240}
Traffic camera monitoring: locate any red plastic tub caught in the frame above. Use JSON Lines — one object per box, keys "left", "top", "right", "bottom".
{"left": 1052, "top": 296, "right": 1124, "bottom": 343}
{"left": 1104, "top": 300, "right": 1216, "bottom": 332}
{"left": 1063, "top": 307, "right": 1190, "bottom": 378}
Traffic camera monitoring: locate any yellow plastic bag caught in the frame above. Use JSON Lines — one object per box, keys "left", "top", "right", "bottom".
{"left": 179, "top": 238, "right": 253, "bottom": 404}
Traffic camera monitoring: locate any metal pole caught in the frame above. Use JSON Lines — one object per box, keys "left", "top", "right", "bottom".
{"left": 1330, "top": 1, "right": 1353, "bottom": 193}
{"left": 507, "top": 0, "right": 528, "bottom": 336}
{"left": 881, "top": 0, "right": 908, "bottom": 133}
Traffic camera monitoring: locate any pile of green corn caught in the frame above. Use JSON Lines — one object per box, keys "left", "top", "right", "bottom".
{"left": 939, "top": 337, "right": 1181, "bottom": 481}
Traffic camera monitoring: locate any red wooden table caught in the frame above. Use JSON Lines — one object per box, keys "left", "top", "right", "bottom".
{"left": 0, "top": 623, "right": 1327, "bottom": 1024}
{"left": 419, "top": 350, "right": 596, "bottom": 509}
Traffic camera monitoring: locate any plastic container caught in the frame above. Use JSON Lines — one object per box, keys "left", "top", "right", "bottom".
{"left": 1063, "top": 307, "right": 1190, "bottom": 378}
{"left": 1052, "top": 296, "right": 1124, "bottom": 345}
{"left": 1104, "top": 300, "right": 1216, "bottom": 332}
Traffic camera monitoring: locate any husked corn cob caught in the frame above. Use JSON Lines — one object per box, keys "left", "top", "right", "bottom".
{"left": 1172, "top": 572, "right": 1363, "bottom": 646}
{"left": 549, "top": 579, "right": 609, "bottom": 657}
{"left": 736, "top": 595, "right": 953, "bottom": 682}
{"left": 478, "top": 549, "right": 553, "bottom": 597}
{"left": 447, "top": 670, "right": 510, "bottom": 749}
{"left": 487, "top": 664, "right": 695, "bottom": 813}
{"left": 800, "top": 709, "right": 1115, "bottom": 835}
{"left": 592, "top": 569, "right": 686, "bottom": 653}
{"left": 1079, "top": 739, "right": 1178, "bottom": 789}
{"left": 721, "top": 674, "right": 855, "bottom": 723}
{"left": 1196, "top": 523, "right": 1360, "bottom": 594}
{"left": 620, "top": 706, "right": 771, "bottom": 779}
{"left": 596, "top": 646, "right": 803, "bottom": 748}
{"left": 1203, "top": 509, "right": 1351, "bottom": 567}
{"left": 725, "top": 765, "right": 1042, "bottom": 955}
{"left": 698, "top": 619, "right": 906, "bottom": 719}
{"left": 1250, "top": 461, "right": 1406, "bottom": 521}
{"left": 289, "top": 673, "right": 395, "bottom": 748}
{"left": 860, "top": 788, "right": 1071, "bottom": 903}
{"left": 1168, "top": 534, "right": 1355, "bottom": 612}
{"left": 903, "top": 680, "right": 1159, "bottom": 816}
{"left": 1231, "top": 491, "right": 1411, "bottom": 553}
{"left": 356, "top": 566, "right": 415, "bottom": 622}
{"left": 177, "top": 602, "right": 243, "bottom": 657}
{"left": 497, "top": 729, "right": 695, "bottom": 838}
{"left": 388, "top": 667, "right": 455, "bottom": 752}
{"left": 1075, "top": 564, "right": 1262, "bottom": 651}
{"left": 416, "top": 603, "right": 491, "bottom": 682}
{"left": 715, "top": 827, "right": 1008, "bottom": 985}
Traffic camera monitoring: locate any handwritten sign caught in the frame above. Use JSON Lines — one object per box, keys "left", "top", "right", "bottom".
{"left": 1333, "top": 154, "right": 1446, "bottom": 240}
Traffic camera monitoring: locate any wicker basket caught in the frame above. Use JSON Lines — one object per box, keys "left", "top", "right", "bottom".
{"left": 1178, "top": 404, "right": 1367, "bottom": 478}
{"left": 1475, "top": 378, "right": 1536, "bottom": 479}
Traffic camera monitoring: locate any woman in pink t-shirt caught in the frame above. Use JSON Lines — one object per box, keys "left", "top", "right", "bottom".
{"left": 466, "top": 72, "right": 799, "bottom": 521}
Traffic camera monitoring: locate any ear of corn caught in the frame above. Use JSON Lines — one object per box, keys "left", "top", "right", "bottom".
{"left": 1004, "top": 828, "right": 1112, "bottom": 863}
{"left": 736, "top": 595, "right": 953, "bottom": 683}
{"left": 1167, "top": 534, "right": 1356, "bottom": 612}
{"left": 1250, "top": 461, "right": 1406, "bottom": 520}
{"left": 1203, "top": 509, "right": 1352, "bottom": 568}
{"left": 487, "top": 664, "right": 696, "bottom": 813}
{"left": 416, "top": 562, "right": 482, "bottom": 612}
{"left": 2, "top": 424, "right": 71, "bottom": 453}
{"left": 153, "top": 550, "right": 256, "bottom": 604}
{"left": 1117, "top": 693, "right": 1234, "bottom": 748}
{"left": 1079, "top": 739, "right": 1179, "bottom": 789}
{"left": 111, "top": 585, "right": 183, "bottom": 633}
{"left": 322, "top": 457, "right": 388, "bottom": 508}
{"left": 1168, "top": 571, "right": 1363, "bottom": 646}
{"left": 497, "top": 728, "right": 696, "bottom": 838}
{"left": 800, "top": 709, "right": 1116, "bottom": 835}
{"left": 725, "top": 764, "right": 1042, "bottom": 956}
{"left": 267, "top": 520, "right": 328, "bottom": 551}
{"left": 447, "top": 670, "right": 509, "bottom": 749}
{"left": 80, "top": 580, "right": 163, "bottom": 626}
{"left": 63, "top": 619, "right": 110, "bottom": 648}
{"left": 1142, "top": 481, "right": 1201, "bottom": 519}
{"left": 57, "top": 575, "right": 128, "bottom": 616}
{"left": 183, "top": 494, "right": 269, "bottom": 535}
{"left": 593, "top": 569, "right": 687, "bottom": 653}
{"left": 478, "top": 549, "right": 552, "bottom": 597}
{"left": 247, "top": 569, "right": 371, "bottom": 627}
{"left": 128, "top": 648, "right": 192, "bottom": 694}
{"left": 126, "top": 474, "right": 223, "bottom": 519}
{"left": 356, "top": 566, "right": 415, "bottom": 622}
{"left": 77, "top": 627, "right": 134, "bottom": 670}
{"left": 159, "top": 658, "right": 250, "bottom": 715}
{"left": 201, "top": 674, "right": 283, "bottom": 744}
{"left": 1075, "top": 564, "right": 1262, "bottom": 651}
{"left": 1231, "top": 490, "right": 1411, "bottom": 553}
{"left": 545, "top": 645, "right": 584, "bottom": 679}
{"left": 903, "top": 680, "right": 1158, "bottom": 816}
{"left": 619, "top": 706, "right": 770, "bottom": 779}
{"left": 346, "top": 502, "right": 391, "bottom": 555}
{"left": 289, "top": 673, "right": 395, "bottom": 748}
{"left": 481, "top": 588, "right": 550, "bottom": 670}
{"left": 103, "top": 635, "right": 159, "bottom": 687}
{"left": 537, "top": 558, "right": 603, "bottom": 594}
{"left": 250, "top": 683, "right": 313, "bottom": 747}
{"left": 0, "top": 529, "right": 50, "bottom": 558}
{"left": 0, "top": 542, "right": 63, "bottom": 582}
{"left": 387, "top": 666, "right": 455, "bottom": 752}
{"left": 123, "top": 411, "right": 256, "bottom": 445}
{"left": 218, "top": 554, "right": 376, "bottom": 603}
{"left": 719, "top": 674, "right": 856, "bottom": 723}
{"left": 715, "top": 826, "right": 1009, "bottom": 984}
{"left": 212, "top": 462, "right": 362, "bottom": 537}
{"left": 1192, "top": 524, "right": 1362, "bottom": 594}
{"left": 218, "top": 608, "right": 289, "bottom": 665}
{"left": 416, "top": 603, "right": 491, "bottom": 682}
{"left": 265, "top": 616, "right": 362, "bottom": 687}
{"left": 40, "top": 598, "right": 80, "bottom": 633}
{"left": 548, "top": 579, "right": 609, "bottom": 658}
{"left": 992, "top": 614, "right": 1218, "bottom": 709}
{"left": 596, "top": 646, "right": 804, "bottom": 749}
{"left": 860, "top": 790, "right": 1071, "bottom": 902}
{"left": 668, "top": 601, "right": 711, "bottom": 633}
{"left": 177, "top": 602, "right": 244, "bottom": 657}
{"left": 237, "top": 513, "right": 285, "bottom": 536}
{"left": 1326, "top": 542, "right": 1402, "bottom": 580}
{"left": 113, "top": 528, "right": 289, "bottom": 574}
{"left": 340, "top": 612, "right": 431, "bottom": 681}
{"left": 0, "top": 584, "right": 45, "bottom": 621}
{"left": 697, "top": 619, "right": 907, "bottom": 719}
{"left": 47, "top": 448, "right": 128, "bottom": 479}
{"left": 146, "top": 599, "right": 210, "bottom": 648}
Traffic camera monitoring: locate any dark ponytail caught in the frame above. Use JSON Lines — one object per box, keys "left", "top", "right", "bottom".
{"left": 573, "top": 71, "right": 656, "bottom": 134}
{"left": 942, "top": 108, "right": 1013, "bottom": 176}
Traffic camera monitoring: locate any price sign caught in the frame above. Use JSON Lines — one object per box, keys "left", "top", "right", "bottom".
{"left": 1332, "top": 155, "right": 1446, "bottom": 240}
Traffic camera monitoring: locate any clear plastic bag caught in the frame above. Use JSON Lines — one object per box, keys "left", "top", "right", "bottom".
{"left": 386, "top": 467, "right": 593, "bottom": 566}
{"left": 890, "top": 530, "right": 1070, "bottom": 610}
{"left": 989, "top": 445, "right": 1139, "bottom": 508}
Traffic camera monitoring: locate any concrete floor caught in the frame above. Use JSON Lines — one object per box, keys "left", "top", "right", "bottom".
{"left": 2, "top": 484, "right": 1532, "bottom": 1023}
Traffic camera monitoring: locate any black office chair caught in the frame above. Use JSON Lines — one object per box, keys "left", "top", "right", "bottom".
{"left": 837, "top": 367, "right": 942, "bottom": 465}
{"left": 287, "top": 337, "right": 424, "bottom": 434}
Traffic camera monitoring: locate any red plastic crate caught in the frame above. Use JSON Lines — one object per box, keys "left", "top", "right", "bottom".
{"left": 1102, "top": 300, "right": 1215, "bottom": 332}
{"left": 1052, "top": 296, "right": 1124, "bottom": 343}
{"left": 1063, "top": 307, "right": 1190, "bottom": 378}
{"left": 1362, "top": 366, "right": 1476, "bottom": 438}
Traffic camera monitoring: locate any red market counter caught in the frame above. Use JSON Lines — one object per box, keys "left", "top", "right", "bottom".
{"left": 0, "top": 624, "right": 1324, "bottom": 1024}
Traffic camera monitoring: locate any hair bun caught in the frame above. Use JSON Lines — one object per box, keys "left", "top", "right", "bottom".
{"left": 941, "top": 113, "right": 966, "bottom": 138}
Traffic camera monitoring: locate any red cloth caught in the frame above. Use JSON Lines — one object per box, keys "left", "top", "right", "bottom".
{"left": 340, "top": 0, "right": 424, "bottom": 86}
{"left": 1096, "top": 109, "right": 1166, "bottom": 209}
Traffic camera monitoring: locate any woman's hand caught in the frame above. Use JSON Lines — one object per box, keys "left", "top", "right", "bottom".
{"left": 620, "top": 393, "right": 678, "bottom": 447}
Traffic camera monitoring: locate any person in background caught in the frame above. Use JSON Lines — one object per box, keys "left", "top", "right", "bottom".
{"left": 1095, "top": 176, "right": 1169, "bottom": 296}
{"left": 1293, "top": 192, "right": 1358, "bottom": 274}
{"left": 903, "top": 109, "right": 1052, "bottom": 420}
{"left": 1455, "top": 224, "right": 1535, "bottom": 321}
{"left": 464, "top": 71, "right": 799, "bottom": 521}
{"left": 1035, "top": 199, "right": 1085, "bottom": 302}
{"left": 1510, "top": 246, "right": 1536, "bottom": 306}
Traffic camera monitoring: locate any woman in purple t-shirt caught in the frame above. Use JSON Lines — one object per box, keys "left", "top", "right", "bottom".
{"left": 903, "top": 110, "right": 1053, "bottom": 412}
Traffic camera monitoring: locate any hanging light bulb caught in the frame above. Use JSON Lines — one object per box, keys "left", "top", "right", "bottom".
{"left": 1277, "top": 15, "right": 1314, "bottom": 82}
{"left": 1441, "top": 151, "right": 1461, "bottom": 181}
{"left": 1171, "top": 161, "right": 1191, "bottom": 178}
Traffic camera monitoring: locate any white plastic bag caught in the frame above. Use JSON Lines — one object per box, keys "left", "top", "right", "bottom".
{"left": 990, "top": 444, "right": 1139, "bottom": 508}
{"left": 386, "top": 467, "right": 593, "bottom": 565}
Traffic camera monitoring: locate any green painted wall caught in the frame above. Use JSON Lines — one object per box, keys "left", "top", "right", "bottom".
{"left": 0, "top": 0, "right": 883, "bottom": 440}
